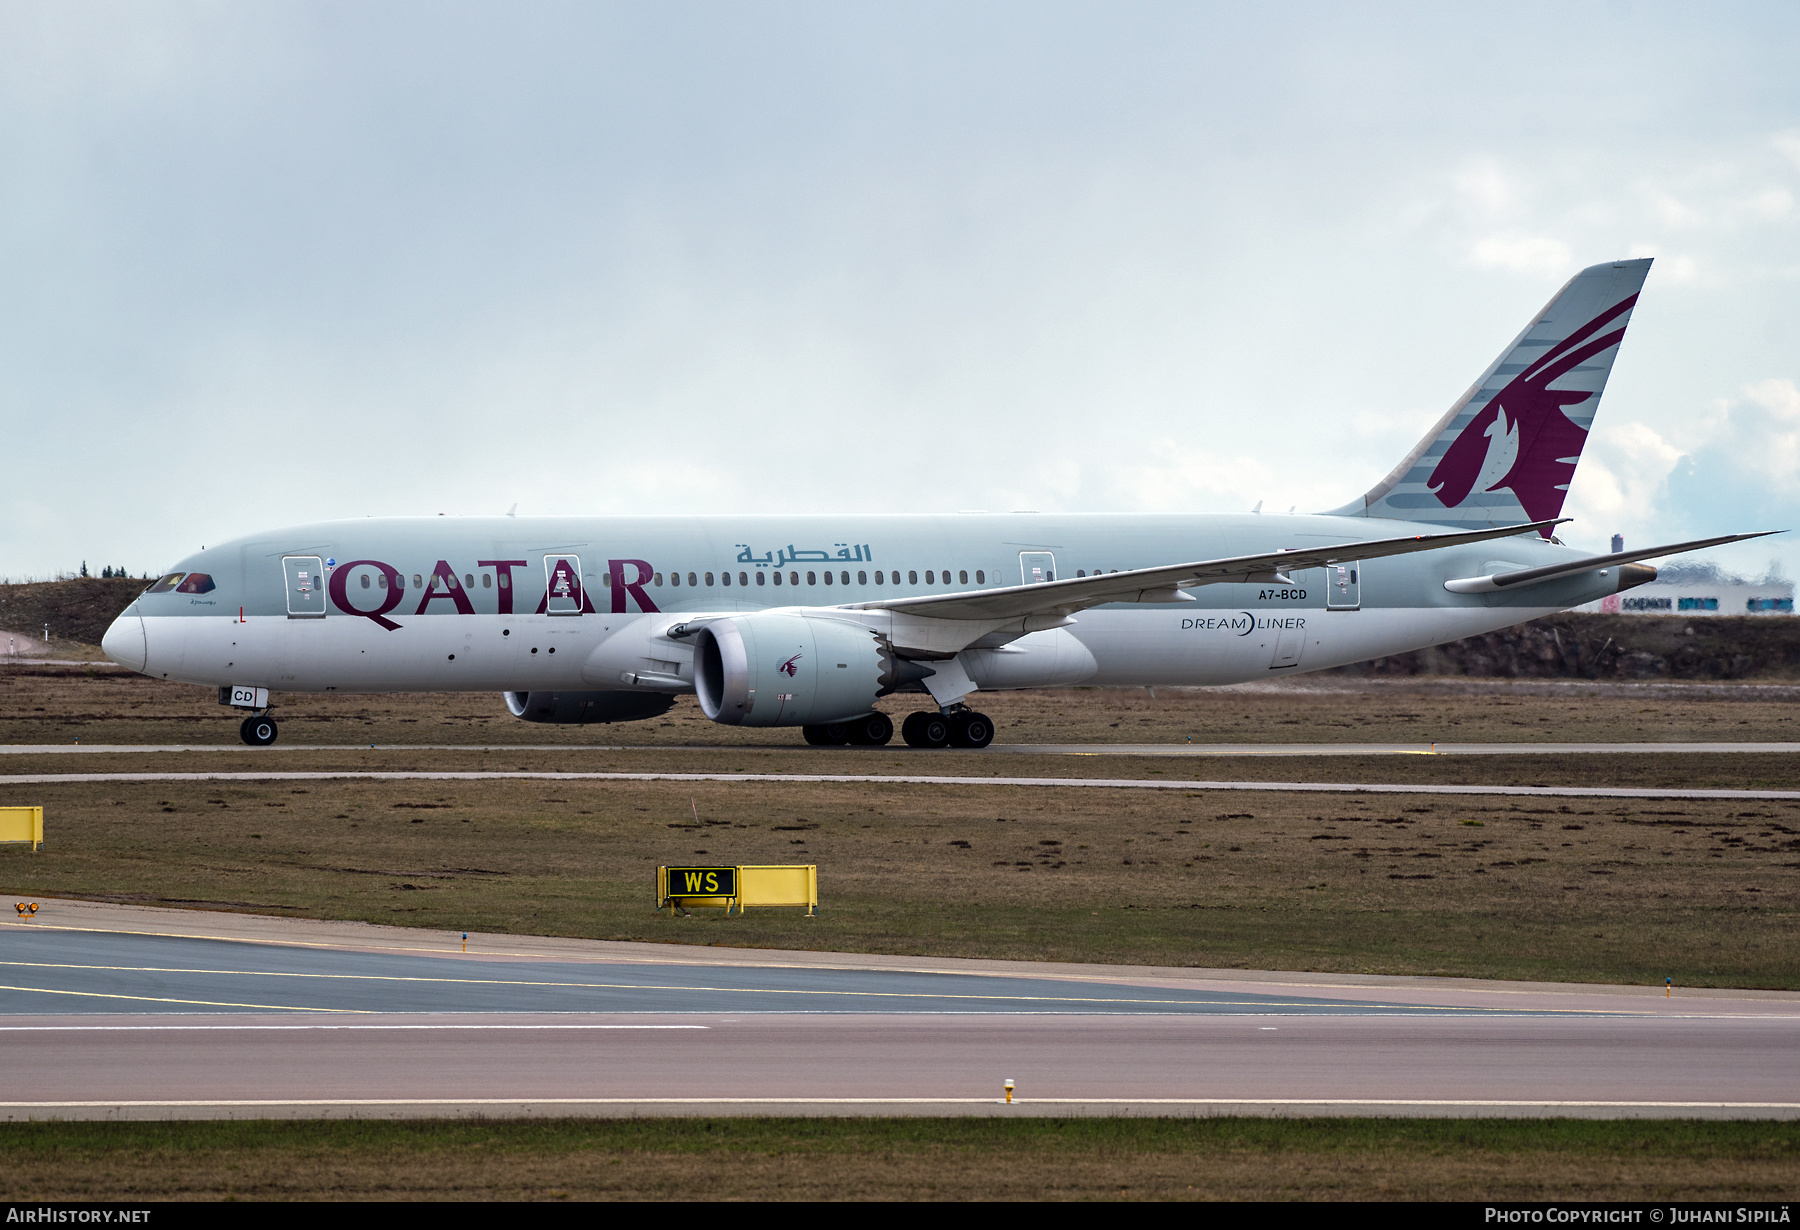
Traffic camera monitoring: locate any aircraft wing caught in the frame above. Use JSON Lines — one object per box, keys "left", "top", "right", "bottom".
{"left": 1442, "top": 531, "right": 1781, "bottom": 594}
{"left": 842, "top": 519, "right": 1566, "bottom": 622}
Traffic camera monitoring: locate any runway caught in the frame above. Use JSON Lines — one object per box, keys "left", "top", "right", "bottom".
{"left": 2, "top": 902, "right": 1796, "bottom": 1120}
{"left": 4, "top": 927, "right": 1536, "bottom": 1017}
{"left": 4, "top": 767, "right": 1796, "bottom": 802}
{"left": 3, "top": 741, "right": 1795, "bottom": 756}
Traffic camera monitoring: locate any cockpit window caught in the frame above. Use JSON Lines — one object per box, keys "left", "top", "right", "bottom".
{"left": 175, "top": 573, "right": 216, "bottom": 595}
{"left": 144, "top": 573, "right": 184, "bottom": 594}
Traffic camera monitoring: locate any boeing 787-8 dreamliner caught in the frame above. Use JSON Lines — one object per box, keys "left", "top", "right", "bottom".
{"left": 101, "top": 258, "right": 1772, "bottom": 747}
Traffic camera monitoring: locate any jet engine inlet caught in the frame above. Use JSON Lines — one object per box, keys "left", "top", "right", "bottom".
{"left": 693, "top": 620, "right": 751, "bottom": 724}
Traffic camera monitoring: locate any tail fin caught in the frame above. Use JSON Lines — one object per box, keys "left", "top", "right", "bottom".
{"left": 1326, "top": 258, "right": 1652, "bottom": 537}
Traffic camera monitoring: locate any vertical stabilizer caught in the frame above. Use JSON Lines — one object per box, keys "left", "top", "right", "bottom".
{"left": 1326, "top": 258, "right": 1651, "bottom": 536}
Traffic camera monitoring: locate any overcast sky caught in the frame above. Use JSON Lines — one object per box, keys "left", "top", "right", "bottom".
{"left": 3, "top": 2, "right": 1797, "bottom": 581}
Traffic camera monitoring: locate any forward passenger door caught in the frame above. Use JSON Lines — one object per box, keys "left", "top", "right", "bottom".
{"left": 283, "top": 556, "right": 326, "bottom": 618}
{"left": 544, "top": 556, "right": 584, "bottom": 616}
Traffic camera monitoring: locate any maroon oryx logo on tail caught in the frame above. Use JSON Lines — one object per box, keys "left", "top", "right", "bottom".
{"left": 778, "top": 653, "right": 802, "bottom": 677}
{"left": 1428, "top": 294, "right": 1637, "bottom": 534}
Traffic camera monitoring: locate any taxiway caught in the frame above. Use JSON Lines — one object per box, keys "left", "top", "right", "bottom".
{"left": 1, "top": 901, "right": 1794, "bottom": 1121}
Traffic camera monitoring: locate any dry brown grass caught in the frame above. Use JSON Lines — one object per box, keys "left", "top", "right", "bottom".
{"left": 2, "top": 1118, "right": 1795, "bottom": 1201}
{"left": 4, "top": 663, "right": 1799, "bottom": 747}
{"left": 4, "top": 665, "right": 1797, "bottom": 983}
{"left": 4, "top": 767, "right": 1795, "bottom": 984}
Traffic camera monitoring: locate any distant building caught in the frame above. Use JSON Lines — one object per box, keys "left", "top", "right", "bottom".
{"left": 1582, "top": 546, "right": 1794, "bottom": 616}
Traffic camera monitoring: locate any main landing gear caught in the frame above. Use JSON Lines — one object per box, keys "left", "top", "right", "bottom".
{"left": 239, "top": 715, "right": 279, "bottom": 747}
{"left": 801, "top": 708, "right": 994, "bottom": 749}
{"left": 802, "top": 712, "right": 894, "bottom": 746}
{"left": 901, "top": 707, "right": 994, "bottom": 749}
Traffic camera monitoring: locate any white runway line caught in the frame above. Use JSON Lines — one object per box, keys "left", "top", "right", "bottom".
{"left": 0, "top": 1024, "right": 707, "bottom": 1031}
{"left": 10, "top": 1109, "right": 1800, "bottom": 1116}
{"left": 2, "top": 768, "right": 1797, "bottom": 801}
{"left": 4, "top": 741, "right": 1796, "bottom": 756}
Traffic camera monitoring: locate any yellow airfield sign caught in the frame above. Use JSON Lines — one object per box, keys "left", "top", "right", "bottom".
{"left": 0, "top": 807, "right": 43, "bottom": 852}
{"left": 658, "top": 864, "right": 817, "bottom": 915}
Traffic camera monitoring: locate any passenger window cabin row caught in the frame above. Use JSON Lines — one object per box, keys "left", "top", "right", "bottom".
{"left": 649, "top": 568, "right": 987, "bottom": 588}
{"left": 157, "top": 564, "right": 1133, "bottom": 598}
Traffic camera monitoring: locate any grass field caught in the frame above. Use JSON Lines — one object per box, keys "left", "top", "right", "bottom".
{"left": 4, "top": 765, "right": 1796, "bottom": 985}
{"left": 3, "top": 665, "right": 1797, "bottom": 1202}
{"left": 4, "top": 662, "right": 1799, "bottom": 747}
{"left": 1, "top": 1118, "right": 1794, "bottom": 1201}
{"left": 2, "top": 665, "right": 1797, "bottom": 983}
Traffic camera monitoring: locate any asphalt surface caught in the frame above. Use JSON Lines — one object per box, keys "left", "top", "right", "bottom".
{"left": 0, "top": 927, "right": 1625, "bottom": 1018}
{"left": 2, "top": 904, "right": 1796, "bottom": 1119}
{"left": 3, "top": 768, "right": 1795, "bottom": 802}
{"left": 3, "top": 741, "right": 1796, "bottom": 756}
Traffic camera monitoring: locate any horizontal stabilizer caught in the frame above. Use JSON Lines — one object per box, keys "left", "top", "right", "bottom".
{"left": 1442, "top": 531, "right": 1782, "bottom": 595}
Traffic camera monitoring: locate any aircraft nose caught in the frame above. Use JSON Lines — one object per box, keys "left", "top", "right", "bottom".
{"left": 101, "top": 607, "right": 146, "bottom": 672}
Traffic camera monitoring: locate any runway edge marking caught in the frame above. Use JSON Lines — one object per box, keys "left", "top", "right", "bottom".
{"left": 3, "top": 769, "right": 1797, "bottom": 802}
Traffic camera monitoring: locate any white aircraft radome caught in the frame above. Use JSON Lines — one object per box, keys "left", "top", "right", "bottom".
{"left": 101, "top": 258, "right": 1775, "bottom": 747}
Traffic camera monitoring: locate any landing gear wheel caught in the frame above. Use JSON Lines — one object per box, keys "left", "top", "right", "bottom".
{"left": 844, "top": 712, "right": 893, "bottom": 746}
{"left": 240, "top": 715, "right": 278, "bottom": 747}
{"left": 803, "top": 722, "right": 850, "bottom": 746}
{"left": 902, "top": 710, "right": 951, "bottom": 749}
{"left": 950, "top": 711, "right": 994, "bottom": 749}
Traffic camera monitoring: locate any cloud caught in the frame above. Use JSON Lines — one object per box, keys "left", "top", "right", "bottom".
{"left": 1562, "top": 421, "right": 1682, "bottom": 547}
{"left": 1089, "top": 441, "right": 1293, "bottom": 516}
{"left": 1644, "top": 190, "right": 1706, "bottom": 230}
{"left": 1625, "top": 243, "right": 1698, "bottom": 284}
{"left": 1773, "top": 130, "right": 1800, "bottom": 169}
{"left": 1454, "top": 163, "right": 1525, "bottom": 217}
{"left": 1467, "top": 232, "right": 1573, "bottom": 276}
{"left": 1723, "top": 378, "right": 1800, "bottom": 482}
{"left": 1665, "top": 378, "right": 1800, "bottom": 540}
{"left": 1741, "top": 187, "right": 1793, "bottom": 221}
{"left": 1563, "top": 382, "right": 1799, "bottom": 579}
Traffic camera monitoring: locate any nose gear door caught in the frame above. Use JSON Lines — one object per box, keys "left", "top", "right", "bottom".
{"left": 283, "top": 556, "right": 326, "bottom": 618}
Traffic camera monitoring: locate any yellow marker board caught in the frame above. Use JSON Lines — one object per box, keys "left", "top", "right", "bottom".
{"left": 657, "top": 864, "right": 816, "bottom": 915}
{"left": 737, "top": 865, "right": 817, "bottom": 914}
{"left": 0, "top": 807, "right": 43, "bottom": 852}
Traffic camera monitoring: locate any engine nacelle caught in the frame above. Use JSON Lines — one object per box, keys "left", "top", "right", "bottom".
{"left": 693, "top": 613, "right": 901, "bottom": 726}
{"left": 503, "top": 690, "right": 676, "bottom": 724}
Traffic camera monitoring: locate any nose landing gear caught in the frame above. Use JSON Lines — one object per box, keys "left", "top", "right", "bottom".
{"left": 239, "top": 715, "right": 279, "bottom": 746}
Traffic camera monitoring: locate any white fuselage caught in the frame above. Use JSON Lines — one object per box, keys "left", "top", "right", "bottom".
{"left": 106, "top": 511, "right": 1615, "bottom": 708}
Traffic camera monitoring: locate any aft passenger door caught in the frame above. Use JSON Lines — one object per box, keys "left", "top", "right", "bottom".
{"left": 1326, "top": 562, "right": 1361, "bottom": 610}
{"left": 283, "top": 556, "right": 326, "bottom": 618}
{"left": 543, "top": 555, "right": 584, "bottom": 615}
